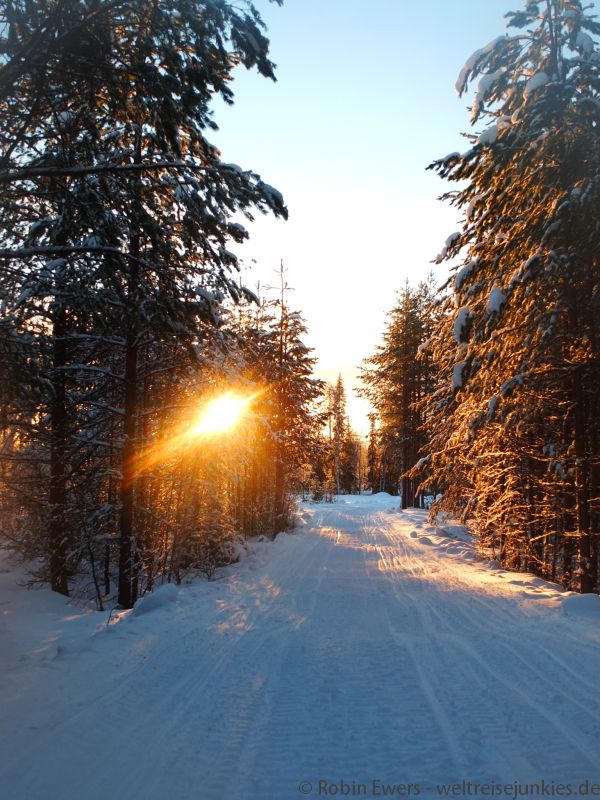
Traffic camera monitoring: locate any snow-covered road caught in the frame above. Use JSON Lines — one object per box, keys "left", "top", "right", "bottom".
{"left": 2, "top": 494, "right": 600, "bottom": 799}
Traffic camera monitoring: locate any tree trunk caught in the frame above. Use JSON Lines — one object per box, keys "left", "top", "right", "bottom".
{"left": 49, "top": 305, "right": 69, "bottom": 596}
{"left": 118, "top": 227, "right": 141, "bottom": 608}
{"left": 118, "top": 315, "right": 138, "bottom": 608}
{"left": 572, "top": 365, "right": 593, "bottom": 593}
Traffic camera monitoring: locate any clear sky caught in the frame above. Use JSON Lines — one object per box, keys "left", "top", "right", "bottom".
{"left": 211, "top": 0, "right": 528, "bottom": 435}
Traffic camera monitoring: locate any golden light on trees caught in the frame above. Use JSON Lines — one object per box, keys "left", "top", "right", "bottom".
{"left": 189, "top": 392, "right": 253, "bottom": 438}
{"left": 130, "top": 389, "right": 259, "bottom": 478}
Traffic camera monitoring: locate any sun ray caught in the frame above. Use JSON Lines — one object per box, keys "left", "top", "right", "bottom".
{"left": 127, "top": 389, "right": 262, "bottom": 479}
{"left": 190, "top": 392, "right": 253, "bottom": 437}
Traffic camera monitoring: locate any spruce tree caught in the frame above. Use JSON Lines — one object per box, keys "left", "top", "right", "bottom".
{"left": 361, "top": 279, "right": 437, "bottom": 503}
{"left": 421, "top": 0, "right": 600, "bottom": 591}
{"left": 0, "top": 0, "right": 287, "bottom": 605}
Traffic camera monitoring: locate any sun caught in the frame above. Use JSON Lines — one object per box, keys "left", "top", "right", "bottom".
{"left": 190, "top": 392, "right": 252, "bottom": 436}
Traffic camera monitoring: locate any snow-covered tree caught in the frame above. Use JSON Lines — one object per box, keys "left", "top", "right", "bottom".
{"left": 0, "top": 0, "right": 287, "bottom": 606}
{"left": 420, "top": 0, "right": 600, "bottom": 591}
{"left": 320, "top": 376, "right": 361, "bottom": 496}
{"left": 361, "top": 278, "right": 437, "bottom": 504}
{"left": 230, "top": 277, "right": 324, "bottom": 535}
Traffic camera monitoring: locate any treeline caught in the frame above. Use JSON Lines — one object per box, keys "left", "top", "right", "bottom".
{"left": 303, "top": 375, "right": 364, "bottom": 501}
{"left": 0, "top": 0, "right": 327, "bottom": 609}
{"left": 360, "top": 279, "right": 437, "bottom": 505}
{"left": 364, "top": 0, "right": 600, "bottom": 594}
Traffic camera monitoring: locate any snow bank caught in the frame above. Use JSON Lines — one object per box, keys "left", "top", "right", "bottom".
{"left": 133, "top": 583, "right": 178, "bottom": 616}
{"left": 0, "top": 552, "right": 100, "bottom": 671}
{"left": 562, "top": 592, "right": 600, "bottom": 620}
{"left": 230, "top": 540, "right": 249, "bottom": 562}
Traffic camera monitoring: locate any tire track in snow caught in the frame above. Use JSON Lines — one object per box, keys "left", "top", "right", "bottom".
{"left": 387, "top": 523, "right": 600, "bottom": 730}
{"left": 372, "top": 509, "right": 600, "bottom": 783}
{"left": 3, "top": 496, "right": 600, "bottom": 799}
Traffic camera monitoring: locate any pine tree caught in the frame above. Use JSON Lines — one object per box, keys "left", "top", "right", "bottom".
{"left": 361, "top": 279, "right": 437, "bottom": 503}
{"left": 421, "top": 0, "right": 600, "bottom": 592}
{"left": 0, "top": 0, "right": 287, "bottom": 605}
{"left": 321, "top": 376, "right": 361, "bottom": 496}
{"left": 234, "top": 277, "right": 324, "bottom": 534}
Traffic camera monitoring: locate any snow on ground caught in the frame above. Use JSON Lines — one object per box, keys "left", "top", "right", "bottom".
{"left": 1, "top": 494, "right": 600, "bottom": 800}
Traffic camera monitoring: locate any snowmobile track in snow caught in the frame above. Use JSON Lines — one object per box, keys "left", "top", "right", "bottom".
{"left": 1, "top": 494, "right": 600, "bottom": 799}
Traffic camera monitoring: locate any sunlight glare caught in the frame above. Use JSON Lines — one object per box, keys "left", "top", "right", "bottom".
{"left": 190, "top": 392, "right": 251, "bottom": 436}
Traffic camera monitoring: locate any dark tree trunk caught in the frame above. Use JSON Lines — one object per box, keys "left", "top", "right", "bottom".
{"left": 118, "top": 130, "right": 143, "bottom": 610}
{"left": 118, "top": 317, "right": 138, "bottom": 608}
{"left": 118, "top": 228, "right": 140, "bottom": 609}
{"left": 572, "top": 365, "right": 593, "bottom": 593}
{"left": 49, "top": 305, "right": 69, "bottom": 595}
{"left": 274, "top": 447, "right": 285, "bottom": 530}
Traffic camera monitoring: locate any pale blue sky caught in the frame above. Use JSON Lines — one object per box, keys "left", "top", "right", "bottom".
{"left": 211, "top": 0, "right": 541, "bottom": 432}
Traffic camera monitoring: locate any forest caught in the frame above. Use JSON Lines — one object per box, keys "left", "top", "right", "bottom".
{"left": 364, "top": 1, "right": 600, "bottom": 595}
{"left": 3, "top": 2, "right": 600, "bottom": 798}
{"left": 0, "top": 0, "right": 599, "bottom": 620}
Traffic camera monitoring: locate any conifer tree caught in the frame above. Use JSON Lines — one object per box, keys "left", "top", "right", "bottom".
{"left": 0, "top": 0, "right": 287, "bottom": 605}
{"left": 420, "top": 0, "right": 600, "bottom": 591}
{"left": 361, "top": 279, "right": 437, "bottom": 503}
{"left": 321, "top": 376, "right": 361, "bottom": 496}
{"left": 234, "top": 279, "right": 324, "bottom": 534}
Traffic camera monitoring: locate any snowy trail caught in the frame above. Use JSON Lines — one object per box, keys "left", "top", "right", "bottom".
{"left": 2, "top": 494, "right": 600, "bottom": 799}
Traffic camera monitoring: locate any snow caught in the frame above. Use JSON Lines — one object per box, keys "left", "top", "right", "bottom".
{"left": 417, "top": 338, "right": 431, "bottom": 355}
{"left": 479, "top": 124, "right": 499, "bottom": 145}
{"left": 521, "top": 251, "right": 542, "bottom": 274}
{"left": 132, "top": 583, "right": 178, "bottom": 615}
{"left": 437, "top": 232, "right": 461, "bottom": 262}
{"left": 220, "top": 162, "right": 244, "bottom": 174}
{"left": 524, "top": 72, "right": 549, "bottom": 99}
{"left": 43, "top": 258, "right": 67, "bottom": 270}
{"left": 452, "top": 360, "right": 466, "bottom": 390}
{"left": 474, "top": 70, "right": 503, "bottom": 104}
{"left": 241, "top": 285, "right": 259, "bottom": 304}
{"left": 454, "top": 262, "right": 474, "bottom": 291}
{"left": 575, "top": 31, "right": 594, "bottom": 58}
{"left": 486, "top": 286, "right": 506, "bottom": 314}
{"left": 1, "top": 496, "right": 600, "bottom": 798}
{"left": 259, "top": 181, "right": 284, "bottom": 208}
{"left": 501, "top": 374, "right": 523, "bottom": 396}
{"left": 562, "top": 592, "right": 600, "bottom": 619}
{"left": 472, "top": 69, "right": 504, "bottom": 119}
{"left": 230, "top": 540, "right": 248, "bottom": 562}
{"left": 228, "top": 222, "right": 247, "bottom": 240}
{"left": 478, "top": 115, "right": 511, "bottom": 145}
{"left": 487, "top": 394, "right": 500, "bottom": 420}
{"left": 455, "top": 36, "right": 507, "bottom": 95}
{"left": 465, "top": 197, "right": 481, "bottom": 221}
{"left": 453, "top": 306, "right": 471, "bottom": 343}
